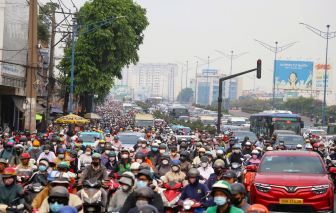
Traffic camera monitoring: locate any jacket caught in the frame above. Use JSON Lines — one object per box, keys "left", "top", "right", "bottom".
{"left": 180, "top": 160, "right": 191, "bottom": 174}
{"left": 206, "top": 173, "right": 225, "bottom": 190}
{"left": 28, "top": 149, "right": 43, "bottom": 161}
{"left": 39, "top": 193, "right": 83, "bottom": 213}
{"left": 0, "top": 149, "right": 12, "bottom": 160}
{"left": 79, "top": 153, "right": 92, "bottom": 164}
{"left": 0, "top": 183, "right": 24, "bottom": 213}
{"left": 53, "top": 157, "right": 66, "bottom": 168}
{"left": 133, "top": 158, "right": 154, "bottom": 170}
{"left": 37, "top": 152, "right": 56, "bottom": 162}
{"left": 120, "top": 191, "right": 164, "bottom": 213}
{"left": 108, "top": 188, "right": 134, "bottom": 211}
{"left": 32, "top": 186, "right": 49, "bottom": 209}
{"left": 206, "top": 206, "right": 244, "bottom": 213}
{"left": 152, "top": 154, "right": 163, "bottom": 168}
{"left": 111, "top": 158, "right": 132, "bottom": 173}
{"left": 163, "top": 170, "right": 187, "bottom": 185}
{"left": 79, "top": 164, "right": 108, "bottom": 182}
{"left": 154, "top": 163, "right": 171, "bottom": 178}
{"left": 147, "top": 150, "right": 159, "bottom": 162}
{"left": 178, "top": 178, "right": 210, "bottom": 207}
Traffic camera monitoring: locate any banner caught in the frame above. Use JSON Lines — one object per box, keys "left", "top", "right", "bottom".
{"left": 313, "top": 62, "right": 333, "bottom": 90}
{"left": 275, "top": 60, "right": 314, "bottom": 91}
{"left": 113, "top": 85, "right": 128, "bottom": 99}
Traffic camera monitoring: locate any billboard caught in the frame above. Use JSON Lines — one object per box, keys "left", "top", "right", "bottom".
{"left": 275, "top": 60, "right": 313, "bottom": 90}
{"left": 202, "top": 69, "right": 218, "bottom": 74}
{"left": 313, "top": 62, "right": 333, "bottom": 90}
{"left": 113, "top": 85, "right": 128, "bottom": 99}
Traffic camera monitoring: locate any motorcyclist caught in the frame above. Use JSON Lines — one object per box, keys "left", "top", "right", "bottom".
{"left": 312, "top": 143, "right": 324, "bottom": 159}
{"left": 296, "top": 144, "right": 303, "bottom": 151}
{"left": 193, "top": 147, "right": 206, "bottom": 165}
{"left": 255, "top": 137, "right": 264, "bottom": 148}
{"left": 101, "top": 144, "right": 113, "bottom": 166}
{"left": 105, "top": 131, "right": 112, "bottom": 143}
{"left": 178, "top": 168, "right": 211, "bottom": 209}
{"left": 231, "top": 183, "right": 251, "bottom": 211}
{"left": 154, "top": 153, "right": 171, "bottom": 179}
{"left": 318, "top": 142, "right": 328, "bottom": 158}
{"left": 147, "top": 143, "right": 159, "bottom": 162}
{"left": 37, "top": 145, "right": 56, "bottom": 162}
{"left": 179, "top": 151, "right": 191, "bottom": 174}
{"left": 111, "top": 148, "right": 133, "bottom": 173}
{"left": 127, "top": 187, "right": 156, "bottom": 213}
{"left": 105, "top": 151, "right": 117, "bottom": 170}
{"left": 111, "top": 135, "right": 123, "bottom": 153}
{"left": 0, "top": 167, "right": 25, "bottom": 213}
{"left": 78, "top": 153, "right": 108, "bottom": 187}
{"left": 65, "top": 144, "right": 72, "bottom": 159}
{"left": 242, "top": 142, "right": 253, "bottom": 155}
{"left": 206, "top": 181, "right": 244, "bottom": 213}
{"left": 0, "top": 141, "right": 14, "bottom": 160}
{"left": 28, "top": 141, "right": 43, "bottom": 161}
{"left": 197, "top": 156, "right": 214, "bottom": 180}
{"left": 223, "top": 170, "right": 237, "bottom": 185}
{"left": 277, "top": 139, "right": 287, "bottom": 150}
{"left": 190, "top": 142, "right": 202, "bottom": 159}
{"left": 54, "top": 148, "right": 67, "bottom": 168}
{"left": 152, "top": 144, "right": 166, "bottom": 168}
{"left": 246, "top": 150, "right": 261, "bottom": 166}
{"left": 0, "top": 158, "right": 8, "bottom": 185}
{"left": 206, "top": 160, "right": 226, "bottom": 190}
{"left": 108, "top": 172, "right": 135, "bottom": 211}
{"left": 225, "top": 140, "right": 236, "bottom": 154}
{"left": 170, "top": 146, "right": 180, "bottom": 161}
{"left": 9, "top": 144, "right": 24, "bottom": 166}
{"left": 96, "top": 140, "right": 106, "bottom": 154}
{"left": 120, "top": 170, "right": 164, "bottom": 213}
{"left": 162, "top": 159, "right": 187, "bottom": 186}
{"left": 39, "top": 186, "right": 83, "bottom": 213}
{"left": 17, "top": 153, "right": 34, "bottom": 170}
{"left": 246, "top": 204, "right": 269, "bottom": 213}
{"left": 305, "top": 143, "right": 313, "bottom": 151}
{"left": 228, "top": 144, "right": 245, "bottom": 165}
{"left": 327, "top": 147, "right": 336, "bottom": 168}
{"left": 68, "top": 151, "right": 81, "bottom": 178}
{"left": 25, "top": 158, "right": 49, "bottom": 187}
{"left": 134, "top": 151, "right": 154, "bottom": 170}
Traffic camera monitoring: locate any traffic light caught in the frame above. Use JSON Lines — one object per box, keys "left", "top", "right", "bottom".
{"left": 257, "top": 59, "right": 261, "bottom": 79}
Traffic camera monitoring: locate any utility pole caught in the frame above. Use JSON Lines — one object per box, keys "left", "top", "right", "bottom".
{"left": 173, "top": 67, "right": 175, "bottom": 102}
{"left": 25, "top": 0, "right": 38, "bottom": 133}
{"left": 46, "top": 9, "right": 56, "bottom": 129}
{"left": 186, "top": 61, "right": 188, "bottom": 104}
{"left": 195, "top": 61, "right": 198, "bottom": 103}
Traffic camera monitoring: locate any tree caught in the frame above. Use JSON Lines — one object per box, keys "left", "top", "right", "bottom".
{"left": 57, "top": 0, "right": 149, "bottom": 115}
{"left": 38, "top": 2, "right": 59, "bottom": 44}
{"left": 177, "top": 88, "right": 194, "bottom": 103}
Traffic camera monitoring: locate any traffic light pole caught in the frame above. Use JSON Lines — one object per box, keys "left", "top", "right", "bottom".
{"left": 217, "top": 60, "right": 261, "bottom": 134}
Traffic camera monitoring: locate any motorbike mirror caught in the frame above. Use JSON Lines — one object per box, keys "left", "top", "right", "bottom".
{"left": 240, "top": 158, "right": 244, "bottom": 162}
{"left": 74, "top": 205, "right": 82, "bottom": 212}
{"left": 18, "top": 192, "right": 25, "bottom": 199}
{"left": 205, "top": 191, "right": 211, "bottom": 198}
{"left": 329, "top": 167, "right": 336, "bottom": 174}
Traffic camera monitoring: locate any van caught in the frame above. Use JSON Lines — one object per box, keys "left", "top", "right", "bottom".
{"left": 198, "top": 116, "right": 216, "bottom": 126}
{"left": 227, "top": 117, "right": 247, "bottom": 126}
{"left": 133, "top": 114, "right": 154, "bottom": 127}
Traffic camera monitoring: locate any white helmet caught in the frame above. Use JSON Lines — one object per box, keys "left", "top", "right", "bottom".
{"left": 251, "top": 150, "right": 259, "bottom": 155}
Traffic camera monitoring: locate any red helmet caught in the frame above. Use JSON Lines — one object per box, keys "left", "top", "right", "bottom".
{"left": 141, "top": 150, "right": 148, "bottom": 154}
{"left": 43, "top": 134, "right": 48, "bottom": 137}
{"left": 20, "top": 153, "right": 31, "bottom": 160}
{"left": 313, "top": 143, "right": 319, "bottom": 148}
{"left": 2, "top": 167, "right": 17, "bottom": 178}
{"left": 247, "top": 204, "right": 269, "bottom": 213}
{"left": 29, "top": 135, "right": 34, "bottom": 138}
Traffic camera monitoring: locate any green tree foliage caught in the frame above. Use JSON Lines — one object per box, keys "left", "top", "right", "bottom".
{"left": 177, "top": 88, "right": 194, "bottom": 103}
{"left": 38, "top": 2, "right": 59, "bottom": 43}
{"left": 58, "top": 0, "right": 149, "bottom": 115}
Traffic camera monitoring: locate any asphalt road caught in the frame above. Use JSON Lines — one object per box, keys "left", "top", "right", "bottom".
{"left": 229, "top": 109, "right": 316, "bottom": 127}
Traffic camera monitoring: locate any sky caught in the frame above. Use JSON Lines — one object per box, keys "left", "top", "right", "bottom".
{"left": 42, "top": 0, "right": 336, "bottom": 94}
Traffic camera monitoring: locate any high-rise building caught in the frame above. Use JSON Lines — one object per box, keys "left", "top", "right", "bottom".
{"left": 229, "top": 77, "right": 244, "bottom": 100}
{"left": 115, "top": 67, "right": 133, "bottom": 88}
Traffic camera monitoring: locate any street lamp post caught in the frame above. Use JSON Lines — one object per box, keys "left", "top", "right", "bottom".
{"left": 254, "top": 39, "right": 298, "bottom": 109}
{"left": 300, "top": 23, "right": 336, "bottom": 126}
{"left": 69, "top": 16, "right": 126, "bottom": 114}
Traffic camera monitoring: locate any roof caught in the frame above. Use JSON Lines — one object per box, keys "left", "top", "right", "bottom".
{"left": 134, "top": 114, "right": 154, "bottom": 120}
{"left": 329, "top": 123, "right": 336, "bottom": 126}
{"left": 118, "top": 132, "right": 143, "bottom": 136}
{"left": 251, "top": 113, "right": 301, "bottom": 118}
{"left": 265, "top": 150, "right": 320, "bottom": 157}
{"left": 277, "top": 134, "right": 303, "bottom": 138}
{"left": 198, "top": 116, "right": 215, "bottom": 120}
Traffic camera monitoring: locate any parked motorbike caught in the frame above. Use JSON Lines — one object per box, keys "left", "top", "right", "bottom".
{"left": 80, "top": 179, "right": 105, "bottom": 213}
{"left": 158, "top": 181, "right": 183, "bottom": 213}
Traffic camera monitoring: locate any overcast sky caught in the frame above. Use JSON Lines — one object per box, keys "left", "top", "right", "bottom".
{"left": 42, "top": 0, "right": 336, "bottom": 93}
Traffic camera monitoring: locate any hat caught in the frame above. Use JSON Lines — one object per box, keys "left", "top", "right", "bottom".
{"left": 39, "top": 159, "right": 49, "bottom": 167}
{"left": 74, "top": 143, "right": 81, "bottom": 148}
{"left": 119, "top": 177, "right": 133, "bottom": 186}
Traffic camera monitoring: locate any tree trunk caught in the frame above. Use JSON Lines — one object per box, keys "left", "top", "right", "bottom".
{"left": 63, "top": 90, "right": 69, "bottom": 115}
{"left": 78, "top": 95, "right": 85, "bottom": 117}
{"left": 85, "top": 92, "right": 92, "bottom": 113}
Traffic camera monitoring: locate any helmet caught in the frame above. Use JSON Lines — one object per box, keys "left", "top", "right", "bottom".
{"left": 199, "top": 148, "right": 206, "bottom": 153}
{"left": 180, "top": 151, "right": 188, "bottom": 157}
{"left": 2, "top": 167, "right": 17, "bottom": 178}
{"left": 211, "top": 180, "right": 232, "bottom": 198}
{"left": 205, "top": 151, "right": 213, "bottom": 157}
{"left": 50, "top": 172, "right": 70, "bottom": 189}
{"left": 58, "top": 148, "right": 65, "bottom": 154}
{"left": 231, "top": 183, "right": 246, "bottom": 195}
{"left": 159, "top": 144, "right": 166, "bottom": 149}
{"left": 246, "top": 204, "right": 269, "bottom": 213}
{"left": 171, "top": 160, "right": 180, "bottom": 166}
{"left": 114, "top": 135, "right": 119, "bottom": 140}
{"left": 69, "top": 150, "right": 77, "bottom": 158}
{"left": 330, "top": 147, "right": 335, "bottom": 151}
{"left": 32, "top": 141, "right": 40, "bottom": 146}
{"left": 306, "top": 144, "right": 312, "bottom": 149}
{"left": 57, "top": 162, "right": 70, "bottom": 170}
{"left": 170, "top": 146, "right": 177, "bottom": 151}
{"left": 180, "top": 143, "right": 187, "bottom": 149}
{"left": 245, "top": 141, "right": 251, "bottom": 146}
{"left": 319, "top": 142, "right": 324, "bottom": 147}
{"left": 20, "top": 153, "right": 30, "bottom": 160}
{"left": 187, "top": 168, "right": 200, "bottom": 178}
{"left": 216, "top": 149, "right": 224, "bottom": 155}
{"left": 135, "top": 205, "right": 159, "bottom": 213}
{"left": 223, "top": 170, "right": 237, "bottom": 178}
{"left": 213, "top": 160, "right": 225, "bottom": 169}
{"left": 266, "top": 146, "right": 273, "bottom": 151}
{"left": 48, "top": 186, "right": 69, "bottom": 199}
{"left": 43, "top": 134, "right": 48, "bottom": 137}
{"left": 105, "top": 144, "right": 113, "bottom": 150}
{"left": 106, "top": 130, "right": 110, "bottom": 133}
{"left": 139, "top": 163, "right": 151, "bottom": 171}
{"left": 161, "top": 153, "right": 170, "bottom": 160}
{"left": 200, "top": 156, "right": 209, "bottom": 162}
{"left": 313, "top": 143, "right": 318, "bottom": 148}
{"left": 296, "top": 144, "right": 303, "bottom": 149}
{"left": 251, "top": 150, "right": 259, "bottom": 155}
{"left": 120, "top": 172, "right": 135, "bottom": 186}
{"left": 151, "top": 143, "right": 158, "bottom": 147}
{"left": 130, "top": 162, "right": 140, "bottom": 174}
{"left": 92, "top": 153, "right": 101, "bottom": 159}
{"left": 232, "top": 144, "right": 241, "bottom": 149}
{"left": 138, "top": 169, "right": 153, "bottom": 181}
{"left": 47, "top": 171, "right": 60, "bottom": 181}
{"left": 134, "top": 187, "right": 154, "bottom": 200}
{"left": 108, "top": 151, "right": 116, "bottom": 157}
{"left": 56, "top": 206, "right": 77, "bottom": 213}
{"left": 121, "top": 148, "right": 130, "bottom": 154}
{"left": 135, "top": 152, "right": 146, "bottom": 161}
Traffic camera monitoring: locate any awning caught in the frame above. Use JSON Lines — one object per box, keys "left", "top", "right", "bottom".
{"left": 51, "top": 105, "right": 63, "bottom": 113}
{"left": 84, "top": 113, "right": 102, "bottom": 119}
{"left": 12, "top": 96, "right": 24, "bottom": 112}
{"left": 36, "top": 104, "right": 45, "bottom": 114}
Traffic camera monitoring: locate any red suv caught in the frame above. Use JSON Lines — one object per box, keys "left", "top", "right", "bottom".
{"left": 249, "top": 151, "right": 336, "bottom": 212}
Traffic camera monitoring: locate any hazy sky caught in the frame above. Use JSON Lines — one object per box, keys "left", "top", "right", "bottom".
{"left": 43, "top": 0, "right": 336, "bottom": 93}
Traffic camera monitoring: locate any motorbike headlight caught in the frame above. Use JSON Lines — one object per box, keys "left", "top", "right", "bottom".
{"left": 312, "top": 185, "right": 329, "bottom": 195}
{"left": 254, "top": 182, "right": 271, "bottom": 193}
{"left": 183, "top": 199, "right": 194, "bottom": 210}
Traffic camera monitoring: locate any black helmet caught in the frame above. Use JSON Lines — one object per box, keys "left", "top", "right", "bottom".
{"left": 66, "top": 144, "right": 72, "bottom": 150}
{"left": 180, "top": 151, "right": 188, "bottom": 157}
{"left": 223, "top": 170, "right": 237, "bottom": 178}
{"left": 139, "top": 163, "right": 151, "bottom": 171}
{"left": 138, "top": 169, "right": 153, "bottom": 181}
{"left": 135, "top": 205, "right": 159, "bottom": 213}
{"left": 231, "top": 183, "right": 246, "bottom": 195}
{"left": 135, "top": 152, "right": 146, "bottom": 161}
{"left": 69, "top": 150, "right": 77, "bottom": 158}
{"left": 180, "top": 143, "right": 187, "bottom": 149}
{"left": 171, "top": 146, "right": 177, "bottom": 151}
{"left": 105, "top": 144, "right": 113, "bottom": 150}
{"left": 159, "top": 144, "right": 166, "bottom": 149}
{"left": 43, "top": 145, "right": 50, "bottom": 150}
{"left": 244, "top": 136, "right": 249, "bottom": 140}
{"left": 161, "top": 153, "right": 170, "bottom": 160}
{"left": 187, "top": 168, "right": 200, "bottom": 178}
{"left": 48, "top": 186, "right": 69, "bottom": 199}
{"left": 200, "top": 156, "right": 209, "bottom": 162}
{"left": 195, "top": 142, "right": 202, "bottom": 147}
{"left": 134, "top": 187, "right": 154, "bottom": 201}
{"left": 78, "top": 139, "right": 83, "bottom": 143}
{"left": 213, "top": 160, "right": 225, "bottom": 169}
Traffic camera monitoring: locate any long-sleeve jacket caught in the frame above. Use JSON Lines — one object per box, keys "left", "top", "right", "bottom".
{"left": 79, "top": 164, "right": 108, "bottom": 182}
{"left": 108, "top": 189, "right": 134, "bottom": 211}
{"left": 39, "top": 194, "right": 83, "bottom": 213}
{"left": 120, "top": 191, "right": 164, "bottom": 213}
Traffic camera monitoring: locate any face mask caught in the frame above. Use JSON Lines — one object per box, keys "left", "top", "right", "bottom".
{"left": 234, "top": 150, "right": 240, "bottom": 154}
{"left": 152, "top": 148, "right": 157, "bottom": 151}
{"left": 214, "top": 196, "right": 227, "bottom": 206}
{"left": 214, "top": 169, "right": 222, "bottom": 176}
{"left": 202, "top": 162, "right": 208, "bottom": 168}
{"left": 199, "top": 153, "right": 204, "bottom": 157}
{"left": 231, "top": 197, "right": 242, "bottom": 206}
{"left": 160, "top": 150, "right": 165, "bottom": 154}
{"left": 53, "top": 142, "right": 57, "bottom": 146}
{"left": 136, "top": 159, "right": 143, "bottom": 164}
{"left": 172, "top": 166, "right": 179, "bottom": 172}
{"left": 68, "top": 157, "right": 76, "bottom": 162}
{"left": 39, "top": 166, "right": 47, "bottom": 171}
{"left": 137, "top": 143, "right": 141, "bottom": 147}
{"left": 101, "top": 145, "right": 105, "bottom": 148}
{"left": 136, "top": 200, "right": 148, "bottom": 208}
{"left": 122, "top": 185, "right": 130, "bottom": 192}
{"left": 4, "top": 178, "right": 14, "bottom": 186}
{"left": 66, "top": 149, "right": 72, "bottom": 152}
{"left": 105, "top": 150, "right": 110, "bottom": 154}
{"left": 33, "top": 147, "right": 38, "bottom": 150}
{"left": 44, "top": 150, "right": 49, "bottom": 154}
{"left": 171, "top": 152, "right": 176, "bottom": 156}
{"left": 86, "top": 152, "right": 91, "bottom": 155}
{"left": 6, "top": 147, "right": 12, "bottom": 152}
{"left": 252, "top": 155, "right": 258, "bottom": 159}
{"left": 130, "top": 153, "right": 134, "bottom": 157}
{"left": 92, "top": 162, "right": 99, "bottom": 167}
{"left": 279, "top": 143, "right": 284, "bottom": 146}
{"left": 58, "top": 154, "right": 64, "bottom": 159}
{"left": 196, "top": 147, "right": 200, "bottom": 150}
{"left": 50, "top": 202, "right": 64, "bottom": 213}
{"left": 122, "top": 154, "right": 129, "bottom": 159}
{"left": 75, "top": 147, "right": 80, "bottom": 151}
{"left": 162, "top": 159, "right": 169, "bottom": 165}
{"left": 137, "top": 181, "right": 148, "bottom": 188}
{"left": 142, "top": 144, "right": 146, "bottom": 148}
{"left": 109, "top": 157, "right": 115, "bottom": 161}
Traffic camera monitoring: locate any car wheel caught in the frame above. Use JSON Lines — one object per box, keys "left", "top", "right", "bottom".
{"left": 246, "top": 191, "right": 251, "bottom": 204}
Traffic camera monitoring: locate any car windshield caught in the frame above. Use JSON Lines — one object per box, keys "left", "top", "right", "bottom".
{"left": 259, "top": 155, "right": 326, "bottom": 174}
{"left": 134, "top": 120, "right": 153, "bottom": 127}
{"left": 180, "top": 116, "right": 189, "bottom": 120}
{"left": 78, "top": 134, "right": 99, "bottom": 142}
{"left": 234, "top": 132, "right": 258, "bottom": 141}
{"left": 232, "top": 121, "right": 246, "bottom": 125}
{"left": 310, "top": 130, "right": 326, "bottom": 135}
{"left": 276, "top": 136, "right": 304, "bottom": 145}
{"left": 118, "top": 134, "right": 142, "bottom": 144}
{"left": 201, "top": 120, "right": 215, "bottom": 125}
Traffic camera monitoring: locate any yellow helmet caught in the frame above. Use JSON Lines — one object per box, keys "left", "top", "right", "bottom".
{"left": 92, "top": 128, "right": 96, "bottom": 131}
{"left": 120, "top": 128, "right": 123, "bottom": 131}
{"left": 100, "top": 140, "right": 105, "bottom": 143}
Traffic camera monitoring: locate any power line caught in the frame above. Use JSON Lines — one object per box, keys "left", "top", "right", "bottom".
{"left": 58, "top": 0, "right": 70, "bottom": 11}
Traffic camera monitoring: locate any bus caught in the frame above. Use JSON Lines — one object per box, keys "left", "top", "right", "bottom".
{"left": 133, "top": 114, "right": 154, "bottom": 127}
{"left": 146, "top": 97, "right": 163, "bottom": 106}
{"left": 250, "top": 112, "right": 304, "bottom": 136}
{"left": 168, "top": 106, "right": 189, "bottom": 119}
{"left": 122, "top": 103, "right": 134, "bottom": 111}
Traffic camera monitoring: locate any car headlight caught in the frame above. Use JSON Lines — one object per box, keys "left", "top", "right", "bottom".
{"left": 183, "top": 199, "right": 194, "bottom": 210}
{"left": 255, "top": 182, "right": 271, "bottom": 193}
{"left": 312, "top": 185, "right": 329, "bottom": 195}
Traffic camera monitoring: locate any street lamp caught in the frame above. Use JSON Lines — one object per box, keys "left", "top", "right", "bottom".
{"left": 300, "top": 23, "right": 336, "bottom": 126}
{"left": 69, "top": 16, "right": 126, "bottom": 114}
{"left": 254, "top": 39, "right": 299, "bottom": 109}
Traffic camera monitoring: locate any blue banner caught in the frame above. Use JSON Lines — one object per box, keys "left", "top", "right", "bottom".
{"left": 202, "top": 69, "right": 217, "bottom": 74}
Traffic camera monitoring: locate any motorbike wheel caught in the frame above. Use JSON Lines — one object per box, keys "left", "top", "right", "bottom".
{"left": 246, "top": 191, "right": 251, "bottom": 204}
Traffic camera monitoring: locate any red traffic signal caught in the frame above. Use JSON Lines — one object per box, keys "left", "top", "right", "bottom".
{"left": 257, "top": 59, "right": 261, "bottom": 79}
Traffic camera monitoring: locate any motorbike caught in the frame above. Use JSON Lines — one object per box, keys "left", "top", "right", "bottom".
{"left": 0, "top": 192, "right": 33, "bottom": 213}
{"left": 80, "top": 179, "right": 105, "bottom": 213}
{"left": 106, "top": 171, "right": 123, "bottom": 207}
{"left": 231, "top": 162, "right": 243, "bottom": 183}
{"left": 158, "top": 181, "right": 183, "bottom": 213}
{"left": 244, "top": 164, "right": 257, "bottom": 203}
{"left": 177, "top": 198, "right": 203, "bottom": 213}
{"left": 24, "top": 183, "right": 44, "bottom": 204}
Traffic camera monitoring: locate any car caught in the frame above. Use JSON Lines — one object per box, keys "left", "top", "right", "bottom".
{"left": 189, "top": 117, "right": 197, "bottom": 122}
{"left": 249, "top": 150, "right": 335, "bottom": 212}
{"left": 77, "top": 132, "right": 104, "bottom": 147}
{"left": 274, "top": 134, "right": 305, "bottom": 148}
{"left": 117, "top": 132, "right": 146, "bottom": 149}
{"left": 303, "top": 129, "right": 327, "bottom": 139}
{"left": 272, "top": 130, "right": 296, "bottom": 140}
{"left": 179, "top": 116, "right": 189, "bottom": 122}
{"left": 232, "top": 131, "right": 258, "bottom": 143}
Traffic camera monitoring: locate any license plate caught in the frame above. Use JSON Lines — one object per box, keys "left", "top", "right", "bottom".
{"left": 279, "top": 199, "right": 303, "bottom": 204}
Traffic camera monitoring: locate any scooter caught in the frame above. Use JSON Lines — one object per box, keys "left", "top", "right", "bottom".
{"left": 244, "top": 164, "right": 257, "bottom": 203}
{"left": 177, "top": 198, "right": 203, "bottom": 213}
{"left": 80, "top": 179, "right": 105, "bottom": 213}
{"left": 25, "top": 183, "right": 44, "bottom": 204}
{"left": 231, "top": 162, "right": 242, "bottom": 183}
{"left": 106, "top": 171, "right": 122, "bottom": 207}
{"left": 157, "top": 181, "right": 183, "bottom": 213}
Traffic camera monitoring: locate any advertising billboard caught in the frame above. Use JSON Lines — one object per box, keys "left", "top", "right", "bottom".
{"left": 113, "top": 85, "right": 128, "bottom": 99}
{"left": 275, "top": 60, "right": 314, "bottom": 90}
{"left": 202, "top": 69, "right": 218, "bottom": 74}
{"left": 312, "top": 62, "right": 333, "bottom": 91}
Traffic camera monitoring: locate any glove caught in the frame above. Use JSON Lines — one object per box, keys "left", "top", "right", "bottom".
{"left": 17, "top": 204, "right": 24, "bottom": 210}
{"left": 7, "top": 206, "right": 17, "bottom": 211}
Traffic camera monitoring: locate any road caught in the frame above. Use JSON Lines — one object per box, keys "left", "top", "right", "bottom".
{"left": 229, "top": 109, "right": 316, "bottom": 127}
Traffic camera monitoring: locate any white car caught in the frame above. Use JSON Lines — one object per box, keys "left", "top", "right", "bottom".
{"left": 302, "top": 129, "right": 326, "bottom": 138}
